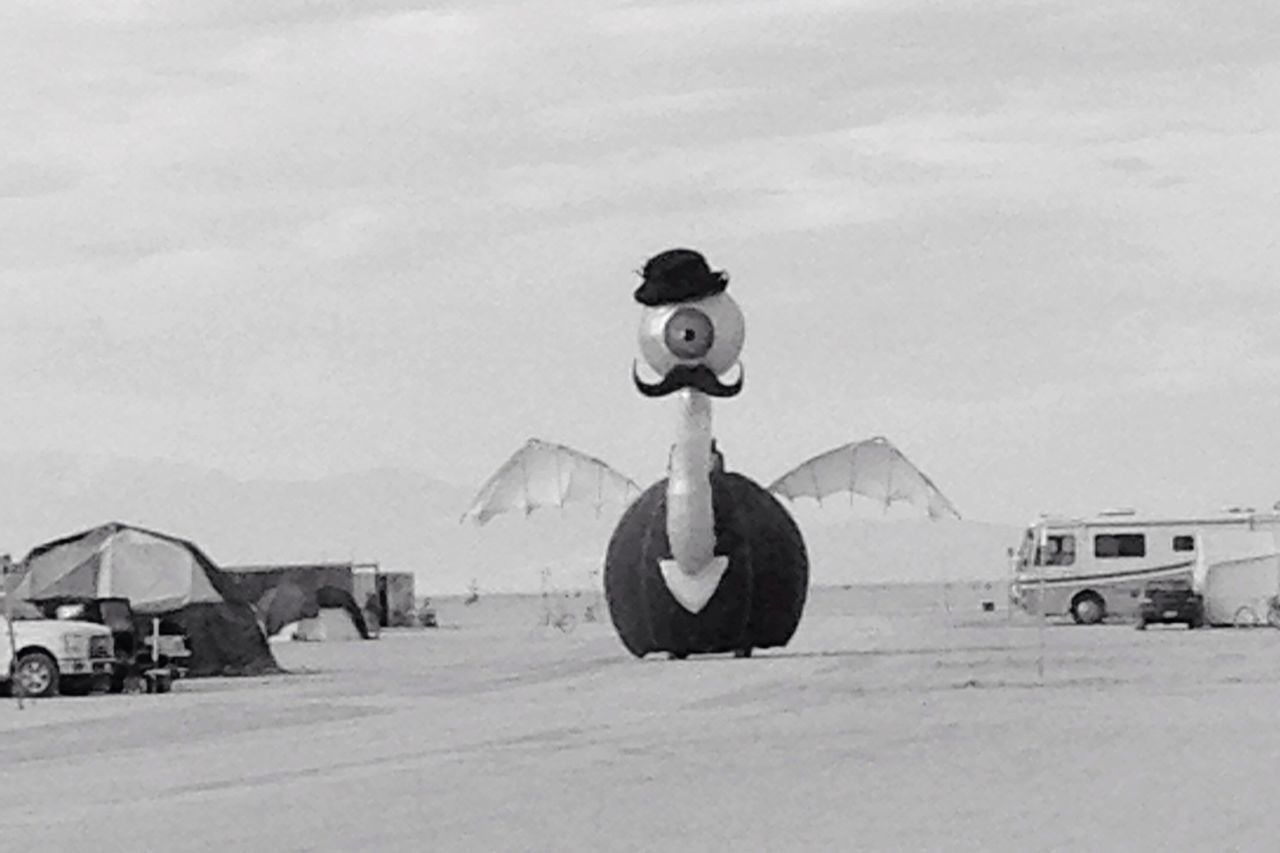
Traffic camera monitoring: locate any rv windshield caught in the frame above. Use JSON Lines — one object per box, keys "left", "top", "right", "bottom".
{"left": 1039, "top": 534, "right": 1076, "bottom": 566}
{"left": 1015, "top": 527, "right": 1077, "bottom": 570}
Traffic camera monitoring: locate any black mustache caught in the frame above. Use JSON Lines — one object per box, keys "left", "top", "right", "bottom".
{"left": 632, "top": 362, "right": 744, "bottom": 398}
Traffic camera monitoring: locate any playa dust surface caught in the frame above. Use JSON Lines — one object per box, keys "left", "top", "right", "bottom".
{"left": 3, "top": 584, "right": 1279, "bottom": 852}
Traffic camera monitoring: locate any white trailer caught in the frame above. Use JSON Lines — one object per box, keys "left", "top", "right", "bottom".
{"left": 1010, "top": 508, "right": 1280, "bottom": 625}
{"left": 1192, "top": 548, "right": 1280, "bottom": 626}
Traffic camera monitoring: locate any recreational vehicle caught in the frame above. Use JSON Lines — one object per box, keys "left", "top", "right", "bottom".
{"left": 1010, "top": 508, "right": 1280, "bottom": 625}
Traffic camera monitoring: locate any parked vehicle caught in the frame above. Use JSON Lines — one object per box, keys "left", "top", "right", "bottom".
{"left": 0, "top": 613, "right": 115, "bottom": 698}
{"left": 1136, "top": 578, "right": 1205, "bottom": 630}
{"left": 40, "top": 598, "right": 190, "bottom": 693}
{"left": 1011, "top": 508, "right": 1280, "bottom": 625}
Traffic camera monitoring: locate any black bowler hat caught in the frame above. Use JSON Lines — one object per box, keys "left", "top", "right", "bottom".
{"left": 633, "top": 248, "right": 729, "bottom": 306}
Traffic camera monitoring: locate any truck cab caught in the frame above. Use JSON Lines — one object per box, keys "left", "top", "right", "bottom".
{"left": 0, "top": 611, "right": 115, "bottom": 697}
{"left": 37, "top": 597, "right": 190, "bottom": 693}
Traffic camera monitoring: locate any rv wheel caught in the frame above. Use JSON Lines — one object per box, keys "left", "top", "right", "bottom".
{"left": 1070, "top": 593, "right": 1105, "bottom": 625}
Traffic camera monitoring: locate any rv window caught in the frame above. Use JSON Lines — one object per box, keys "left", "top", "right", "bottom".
{"left": 1094, "top": 533, "right": 1145, "bottom": 558}
{"left": 1172, "top": 535, "right": 1195, "bottom": 552}
{"left": 1035, "top": 534, "right": 1076, "bottom": 566}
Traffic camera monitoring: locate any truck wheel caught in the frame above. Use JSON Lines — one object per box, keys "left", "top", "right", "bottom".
{"left": 1071, "top": 593, "right": 1105, "bottom": 625}
{"left": 14, "top": 651, "right": 59, "bottom": 698}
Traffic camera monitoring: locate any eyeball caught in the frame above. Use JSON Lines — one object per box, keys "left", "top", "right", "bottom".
{"left": 638, "top": 292, "right": 744, "bottom": 376}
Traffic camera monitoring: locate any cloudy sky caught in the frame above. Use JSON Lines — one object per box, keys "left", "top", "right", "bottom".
{"left": 3, "top": 0, "right": 1280, "bottom": 532}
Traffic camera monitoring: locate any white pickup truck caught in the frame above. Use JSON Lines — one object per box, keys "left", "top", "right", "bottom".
{"left": 1, "top": 615, "right": 115, "bottom": 698}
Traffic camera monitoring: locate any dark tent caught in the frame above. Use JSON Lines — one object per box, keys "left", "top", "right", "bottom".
{"left": 255, "top": 581, "right": 312, "bottom": 638}
{"left": 316, "top": 585, "right": 372, "bottom": 639}
{"left": 223, "top": 563, "right": 373, "bottom": 640}
{"left": 15, "top": 522, "right": 280, "bottom": 677}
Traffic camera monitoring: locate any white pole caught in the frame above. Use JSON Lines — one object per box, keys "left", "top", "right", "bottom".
{"left": 1006, "top": 547, "right": 1016, "bottom": 626}
{"left": 3, "top": 554, "right": 24, "bottom": 710}
{"left": 1036, "top": 526, "right": 1048, "bottom": 683}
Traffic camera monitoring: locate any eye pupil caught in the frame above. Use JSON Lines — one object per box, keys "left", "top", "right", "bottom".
{"left": 664, "top": 307, "right": 715, "bottom": 359}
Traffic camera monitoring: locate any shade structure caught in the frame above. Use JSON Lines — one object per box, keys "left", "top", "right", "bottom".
{"left": 16, "top": 524, "right": 222, "bottom": 613}
{"left": 221, "top": 563, "right": 374, "bottom": 640}
{"left": 16, "top": 522, "right": 279, "bottom": 677}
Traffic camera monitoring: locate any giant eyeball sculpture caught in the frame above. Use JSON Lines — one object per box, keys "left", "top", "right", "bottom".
{"left": 604, "top": 249, "right": 809, "bottom": 660}
{"left": 632, "top": 291, "right": 744, "bottom": 399}
{"left": 463, "top": 247, "right": 960, "bottom": 660}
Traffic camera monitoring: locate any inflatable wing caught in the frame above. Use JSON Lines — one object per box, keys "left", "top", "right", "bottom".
{"left": 461, "top": 438, "right": 643, "bottom": 525}
{"left": 767, "top": 436, "right": 961, "bottom": 520}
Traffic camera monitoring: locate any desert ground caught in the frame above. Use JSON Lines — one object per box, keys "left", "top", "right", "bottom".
{"left": 3, "top": 582, "right": 1279, "bottom": 852}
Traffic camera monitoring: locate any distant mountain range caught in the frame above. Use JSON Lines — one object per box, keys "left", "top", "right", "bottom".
{"left": 0, "top": 452, "right": 1022, "bottom": 595}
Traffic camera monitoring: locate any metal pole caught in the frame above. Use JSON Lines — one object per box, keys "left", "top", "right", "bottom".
{"left": 1036, "top": 527, "right": 1048, "bottom": 683}
{"left": 1006, "top": 548, "right": 1015, "bottom": 626}
{"left": 3, "top": 554, "right": 24, "bottom": 710}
